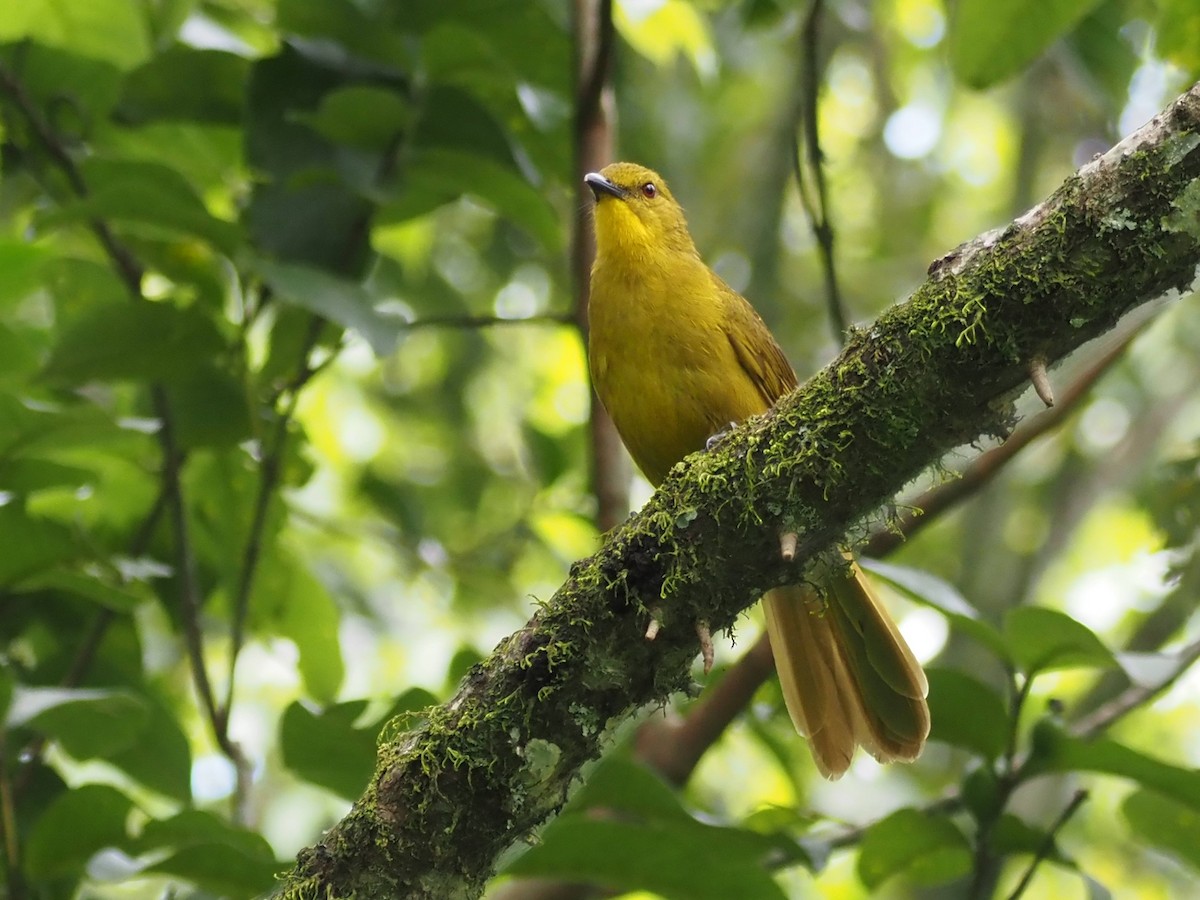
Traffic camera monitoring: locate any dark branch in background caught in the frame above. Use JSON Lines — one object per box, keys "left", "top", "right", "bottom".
{"left": 572, "top": 0, "right": 628, "bottom": 532}
{"left": 276, "top": 84, "right": 1200, "bottom": 899}
{"left": 793, "top": 0, "right": 847, "bottom": 342}
{"left": 0, "top": 61, "right": 252, "bottom": 805}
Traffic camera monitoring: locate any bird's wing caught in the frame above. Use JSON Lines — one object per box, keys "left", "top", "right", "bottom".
{"left": 718, "top": 276, "right": 799, "bottom": 407}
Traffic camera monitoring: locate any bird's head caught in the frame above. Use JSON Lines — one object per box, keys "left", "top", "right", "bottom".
{"left": 585, "top": 162, "right": 696, "bottom": 259}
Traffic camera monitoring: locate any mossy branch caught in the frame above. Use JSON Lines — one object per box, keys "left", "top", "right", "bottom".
{"left": 277, "top": 81, "right": 1200, "bottom": 899}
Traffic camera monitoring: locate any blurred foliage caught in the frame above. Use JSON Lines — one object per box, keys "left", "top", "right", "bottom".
{"left": 0, "top": 0, "right": 1198, "bottom": 898}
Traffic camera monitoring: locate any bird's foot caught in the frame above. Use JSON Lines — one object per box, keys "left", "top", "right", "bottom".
{"left": 705, "top": 421, "right": 738, "bottom": 451}
{"left": 696, "top": 620, "right": 714, "bottom": 674}
{"left": 779, "top": 531, "right": 798, "bottom": 562}
{"left": 644, "top": 614, "right": 662, "bottom": 641}
{"left": 644, "top": 611, "right": 715, "bottom": 673}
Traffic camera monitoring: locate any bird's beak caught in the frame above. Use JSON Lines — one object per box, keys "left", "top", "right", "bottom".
{"left": 584, "top": 172, "right": 627, "bottom": 201}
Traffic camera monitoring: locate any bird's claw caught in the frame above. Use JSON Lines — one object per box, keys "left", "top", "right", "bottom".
{"left": 705, "top": 421, "right": 738, "bottom": 451}
{"left": 780, "top": 531, "right": 798, "bottom": 562}
{"left": 696, "top": 620, "right": 714, "bottom": 674}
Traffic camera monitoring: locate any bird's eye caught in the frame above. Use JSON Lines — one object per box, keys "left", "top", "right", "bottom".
{"left": 641, "top": 182, "right": 657, "bottom": 198}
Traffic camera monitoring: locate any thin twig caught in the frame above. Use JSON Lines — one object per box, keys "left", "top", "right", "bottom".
{"left": 793, "top": 0, "right": 847, "bottom": 342}
{"left": 155, "top": 388, "right": 222, "bottom": 730}
{"left": 222, "top": 317, "right": 326, "bottom": 729}
{"left": 1005, "top": 789, "right": 1089, "bottom": 900}
{"left": 1074, "top": 634, "right": 1200, "bottom": 738}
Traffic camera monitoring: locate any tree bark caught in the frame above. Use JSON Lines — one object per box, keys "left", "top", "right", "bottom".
{"left": 276, "top": 81, "right": 1200, "bottom": 900}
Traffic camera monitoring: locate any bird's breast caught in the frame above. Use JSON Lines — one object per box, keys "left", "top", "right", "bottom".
{"left": 587, "top": 259, "right": 765, "bottom": 485}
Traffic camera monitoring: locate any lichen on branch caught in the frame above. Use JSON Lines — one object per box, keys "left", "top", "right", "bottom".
{"left": 277, "top": 81, "right": 1200, "bottom": 900}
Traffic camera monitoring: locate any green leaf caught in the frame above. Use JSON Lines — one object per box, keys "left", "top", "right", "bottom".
{"left": 117, "top": 47, "right": 249, "bottom": 125}
{"left": 411, "top": 85, "right": 516, "bottom": 167}
{"left": 0, "top": 458, "right": 94, "bottom": 495}
{"left": 565, "top": 757, "right": 692, "bottom": 824}
{"left": 43, "top": 257, "right": 129, "bottom": 319}
{"left": 25, "top": 784, "right": 133, "bottom": 878}
{"left": 1123, "top": 789, "right": 1200, "bottom": 871}
{"left": 0, "top": 395, "right": 131, "bottom": 462}
{"left": 926, "top": 668, "right": 1009, "bottom": 760}
{"left": 135, "top": 808, "right": 279, "bottom": 891}
{"left": 1029, "top": 722, "right": 1200, "bottom": 810}
{"left": 279, "top": 700, "right": 378, "bottom": 798}
{"left": 380, "top": 149, "right": 561, "bottom": 251}
{"left": 276, "top": 0, "right": 410, "bottom": 65}
{"left": 990, "top": 813, "right": 1066, "bottom": 861}
{"left": 107, "top": 695, "right": 193, "bottom": 801}
{"left": 42, "top": 158, "right": 241, "bottom": 254}
{"left": 165, "top": 365, "right": 253, "bottom": 449}
{"left": 413, "top": 3, "right": 568, "bottom": 90}
{"left": 255, "top": 259, "right": 401, "bottom": 356}
{"left": 281, "top": 688, "right": 437, "bottom": 798}
{"left": 273, "top": 556, "right": 345, "bottom": 703}
{"left": 0, "top": 505, "right": 80, "bottom": 586}
{"left": 7, "top": 687, "right": 149, "bottom": 759}
{"left": 504, "top": 818, "right": 791, "bottom": 900}
{"left": 144, "top": 842, "right": 281, "bottom": 896}
{"left": 248, "top": 179, "right": 375, "bottom": 271}
{"left": 0, "top": 324, "right": 43, "bottom": 383}
{"left": 1158, "top": 0, "right": 1200, "bottom": 75}
{"left": 859, "top": 559, "right": 1008, "bottom": 659}
{"left": 0, "top": 43, "right": 124, "bottom": 126}
{"left": 16, "top": 569, "right": 140, "bottom": 612}
{"left": 1003, "top": 607, "right": 1116, "bottom": 675}
{"left": 949, "top": 0, "right": 1106, "bottom": 88}
{"left": 1067, "top": 0, "right": 1141, "bottom": 104}
{"left": 42, "top": 301, "right": 225, "bottom": 385}
{"left": 0, "top": 239, "right": 51, "bottom": 312}
{"left": 136, "top": 809, "right": 272, "bottom": 856}
{"left": 298, "top": 85, "right": 413, "bottom": 151}
{"left": 857, "top": 809, "right": 972, "bottom": 890}
{"left": 0, "top": 0, "right": 151, "bottom": 69}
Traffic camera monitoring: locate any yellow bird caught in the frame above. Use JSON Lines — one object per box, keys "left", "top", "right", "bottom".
{"left": 585, "top": 162, "right": 929, "bottom": 778}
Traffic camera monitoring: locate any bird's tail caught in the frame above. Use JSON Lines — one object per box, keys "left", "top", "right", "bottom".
{"left": 762, "top": 555, "right": 930, "bottom": 779}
